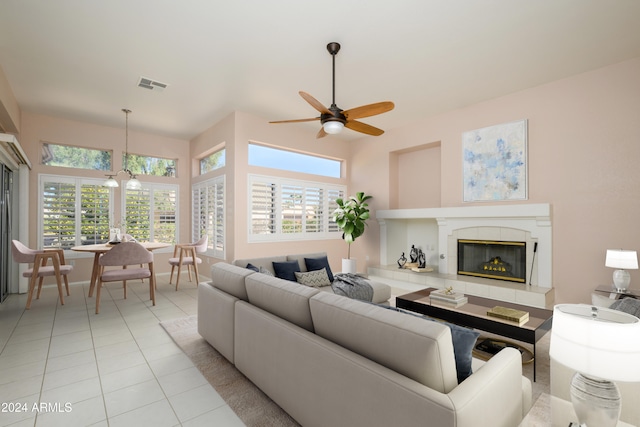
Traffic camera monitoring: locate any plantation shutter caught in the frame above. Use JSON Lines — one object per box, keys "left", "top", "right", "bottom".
{"left": 42, "top": 181, "right": 77, "bottom": 249}
{"left": 124, "top": 184, "right": 178, "bottom": 244}
{"left": 251, "top": 180, "right": 276, "bottom": 235}
{"left": 80, "top": 184, "right": 110, "bottom": 246}
{"left": 153, "top": 188, "right": 177, "bottom": 244}
{"left": 125, "top": 188, "right": 152, "bottom": 242}
{"left": 305, "top": 186, "right": 323, "bottom": 233}
{"left": 191, "top": 176, "right": 225, "bottom": 258}
{"left": 41, "top": 177, "right": 112, "bottom": 249}
{"left": 281, "top": 184, "right": 303, "bottom": 234}
{"left": 327, "top": 188, "right": 344, "bottom": 233}
{"left": 248, "top": 174, "right": 345, "bottom": 242}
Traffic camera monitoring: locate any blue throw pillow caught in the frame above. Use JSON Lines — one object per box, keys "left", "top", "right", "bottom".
{"left": 377, "top": 305, "right": 479, "bottom": 383}
{"left": 272, "top": 260, "right": 301, "bottom": 282}
{"left": 305, "top": 256, "right": 334, "bottom": 282}
{"left": 246, "top": 263, "right": 260, "bottom": 272}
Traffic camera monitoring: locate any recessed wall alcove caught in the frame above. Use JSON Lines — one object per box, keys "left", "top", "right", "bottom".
{"left": 371, "top": 203, "right": 553, "bottom": 308}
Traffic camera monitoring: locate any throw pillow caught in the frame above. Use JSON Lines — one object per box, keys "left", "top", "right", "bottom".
{"left": 295, "top": 268, "right": 331, "bottom": 287}
{"left": 246, "top": 263, "right": 259, "bottom": 272}
{"left": 272, "top": 260, "right": 301, "bottom": 282}
{"left": 375, "top": 304, "right": 479, "bottom": 383}
{"left": 305, "top": 256, "right": 334, "bottom": 282}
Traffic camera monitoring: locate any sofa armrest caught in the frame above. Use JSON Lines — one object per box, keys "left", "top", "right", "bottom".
{"left": 448, "top": 347, "right": 531, "bottom": 427}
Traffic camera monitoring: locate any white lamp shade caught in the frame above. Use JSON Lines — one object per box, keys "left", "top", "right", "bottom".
{"left": 605, "top": 249, "right": 638, "bottom": 269}
{"left": 126, "top": 177, "right": 142, "bottom": 190}
{"left": 323, "top": 121, "right": 344, "bottom": 134}
{"left": 550, "top": 304, "right": 640, "bottom": 382}
{"left": 103, "top": 176, "right": 119, "bottom": 187}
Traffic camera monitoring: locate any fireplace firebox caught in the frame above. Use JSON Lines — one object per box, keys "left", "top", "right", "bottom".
{"left": 457, "top": 239, "right": 526, "bottom": 283}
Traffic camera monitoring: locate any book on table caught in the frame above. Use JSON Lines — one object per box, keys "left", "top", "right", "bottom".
{"left": 429, "top": 294, "right": 468, "bottom": 308}
{"left": 486, "top": 306, "right": 529, "bottom": 325}
{"left": 430, "top": 289, "right": 465, "bottom": 300}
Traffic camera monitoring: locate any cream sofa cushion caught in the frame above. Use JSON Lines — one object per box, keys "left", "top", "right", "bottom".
{"left": 309, "top": 292, "right": 459, "bottom": 393}
{"left": 211, "top": 262, "right": 254, "bottom": 301}
{"left": 245, "top": 273, "right": 319, "bottom": 332}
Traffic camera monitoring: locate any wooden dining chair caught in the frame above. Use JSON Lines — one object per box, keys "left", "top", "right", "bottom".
{"left": 11, "top": 240, "right": 73, "bottom": 309}
{"left": 95, "top": 241, "right": 156, "bottom": 314}
{"left": 168, "top": 235, "right": 207, "bottom": 290}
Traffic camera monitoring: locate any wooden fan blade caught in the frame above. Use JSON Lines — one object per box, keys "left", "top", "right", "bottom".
{"left": 269, "top": 117, "right": 320, "bottom": 124}
{"left": 343, "top": 101, "right": 394, "bottom": 120}
{"left": 345, "top": 120, "right": 385, "bottom": 136}
{"left": 299, "top": 91, "right": 332, "bottom": 115}
{"left": 316, "top": 127, "right": 328, "bottom": 139}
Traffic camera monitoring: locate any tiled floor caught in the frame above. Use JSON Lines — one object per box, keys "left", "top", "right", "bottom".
{"left": 0, "top": 274, "right": 245, "bottom": 427}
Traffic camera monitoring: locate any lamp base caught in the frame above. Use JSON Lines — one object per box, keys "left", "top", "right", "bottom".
{"left": 570, "top": 372, "right": 620, "bottom": 427}
{"left": 613, "top": 269, "right": 631, "bottom": 292}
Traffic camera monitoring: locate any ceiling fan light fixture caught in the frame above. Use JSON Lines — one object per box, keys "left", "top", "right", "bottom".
{"left": 323, "top": 120, "right": 344, "bottom": 134}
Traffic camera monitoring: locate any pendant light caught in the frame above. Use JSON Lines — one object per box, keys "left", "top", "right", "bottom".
{"left": 103, "top": 108, "right": 142, "bottom": 189}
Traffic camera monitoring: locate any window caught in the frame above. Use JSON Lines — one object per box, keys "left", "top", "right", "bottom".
{"left": 249, "top": 174, "right": 344, "bottom": 242}
{"left": 40, "top": 175, "right": 111, "bottom": 249}
{"left": 42, "top": 142, "right": 111, "bottom": 171}
{"left": 192, "top": 176, "right": 225, "bottom": 258}
{"left": 248, "top": 143, "right": 341, "bottom": 178}
{"left": 200, "top": 149, "right": 225, "bottom": 175}
{"left": 123, "top": 153, "right": 177, "bottom": 177}
{"left": 123, "top": 183, "right": 178, "bottom": 244}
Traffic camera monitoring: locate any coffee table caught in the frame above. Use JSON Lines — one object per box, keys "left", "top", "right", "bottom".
{"left": 396, "top": 288, "right": 553, "bottom": 381}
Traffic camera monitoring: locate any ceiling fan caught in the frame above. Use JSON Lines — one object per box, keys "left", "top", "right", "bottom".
{"left": 270, "top": 42, "right": 395, "bottom": 138}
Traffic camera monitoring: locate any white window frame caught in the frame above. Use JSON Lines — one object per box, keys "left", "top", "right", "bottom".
{"left": 248, "top": 174, "right": 345, "bottom": 242}
{"left": 192, "top": 175, "right": 225, "bottom": 259}
{"left": 38, "top": 174, "right": 113, "bottom": 251}
{"left": 121, "top": 180, "right": 179, "bottom": 247}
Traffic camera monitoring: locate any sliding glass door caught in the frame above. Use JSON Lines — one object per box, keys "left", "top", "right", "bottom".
{"left": 0, "top": 162, "right": 13, "bottom": 302}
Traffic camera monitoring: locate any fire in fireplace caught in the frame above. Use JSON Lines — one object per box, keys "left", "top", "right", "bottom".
{"left": 457, "top": 239, "right": 526, "bottom": 283}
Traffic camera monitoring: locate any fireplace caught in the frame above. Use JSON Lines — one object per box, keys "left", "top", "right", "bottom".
{"left": 457, "top": 239, "right": 526, "bottom": 283}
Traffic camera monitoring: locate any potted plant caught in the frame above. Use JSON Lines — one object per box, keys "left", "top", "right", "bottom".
{"left": 332, "top": 191, "right": 372, "bottom": 274}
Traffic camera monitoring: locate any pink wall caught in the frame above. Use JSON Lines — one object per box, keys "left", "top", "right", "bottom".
{"left": 19, "top": 112, "right": 191, "bottom": 281}
{"left": 0, "top": 65, "right": 20, "bottom": 133}
{"left": 349, "top": 58, "right": 640, "bottom": 304}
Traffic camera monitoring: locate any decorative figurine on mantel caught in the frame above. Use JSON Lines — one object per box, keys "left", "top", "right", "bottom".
{"left": 418, "top": 249, "right": 426, "bottom": 269}
{"left": 397, "top": 252, "right": 407, "bottom": 268}
{"left": 409, "top": 245, "right": 418, "bottom": 264}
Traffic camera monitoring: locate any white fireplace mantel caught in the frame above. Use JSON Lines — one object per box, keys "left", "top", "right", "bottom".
{"left": 376, "top": 203, "right": 552, "bottom": 288}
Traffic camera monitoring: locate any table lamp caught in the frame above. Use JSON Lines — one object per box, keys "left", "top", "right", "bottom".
{"left": 550, "top": 304, "right": 640, "bottom": 427}
{"left": 605, "top": 249, "right": 638, "bottom": 291}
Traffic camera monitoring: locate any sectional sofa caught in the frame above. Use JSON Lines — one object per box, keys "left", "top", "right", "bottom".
{"left": 197, "top": 253, "right": 532, "bottom": 427}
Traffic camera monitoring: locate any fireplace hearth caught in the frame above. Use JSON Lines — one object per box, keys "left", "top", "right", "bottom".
{"left": 457, "top": 239, "right": 526, "bottom": 283}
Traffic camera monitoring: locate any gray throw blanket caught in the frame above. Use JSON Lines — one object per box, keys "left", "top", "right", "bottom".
{"left": 331, "top": 273, "right": 374, "bottom": 302}
{"left": 610, "top": 297, "right": 640, "bottom": 318}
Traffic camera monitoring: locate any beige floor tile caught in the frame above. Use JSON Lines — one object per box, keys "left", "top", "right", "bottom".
{"left": 0, "top": 274, "right": 228, "bottom": 427}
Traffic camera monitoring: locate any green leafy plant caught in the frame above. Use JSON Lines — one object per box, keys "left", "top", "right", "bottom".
{"left": 332, "top": 192, "right": 372, "bottom": 259}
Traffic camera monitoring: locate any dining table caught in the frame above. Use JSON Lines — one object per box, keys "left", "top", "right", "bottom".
{"left": 71, "top": 242, "right": 171, "bottom": 297}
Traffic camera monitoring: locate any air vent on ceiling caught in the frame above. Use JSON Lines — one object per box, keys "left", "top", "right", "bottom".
{"left": 138, "top": 77, "right": 168, "bottom": 92}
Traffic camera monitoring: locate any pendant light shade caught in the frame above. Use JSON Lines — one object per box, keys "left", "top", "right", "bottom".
{"left": 126, "top": 176, "right": 141, "bottom": 190}
{"left": 103, "top": 175, "right": 119, "bottom": 187}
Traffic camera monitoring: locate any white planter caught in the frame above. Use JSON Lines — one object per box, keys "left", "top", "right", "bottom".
{"left": 342, "top": 258, "right": 357, "bottom": 274}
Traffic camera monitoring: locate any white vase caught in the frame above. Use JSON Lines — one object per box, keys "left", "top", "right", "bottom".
{"left": 342, "top": 258, "right": 357, "bottom": 274}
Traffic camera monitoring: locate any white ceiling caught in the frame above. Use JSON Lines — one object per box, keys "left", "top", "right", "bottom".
{"left": 1, "top": 0, "right": 639, "bottom": 141}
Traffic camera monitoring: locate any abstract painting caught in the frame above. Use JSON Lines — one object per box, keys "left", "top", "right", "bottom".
{"left": 462, "top": 119, "right": 527, "bottom": 202}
